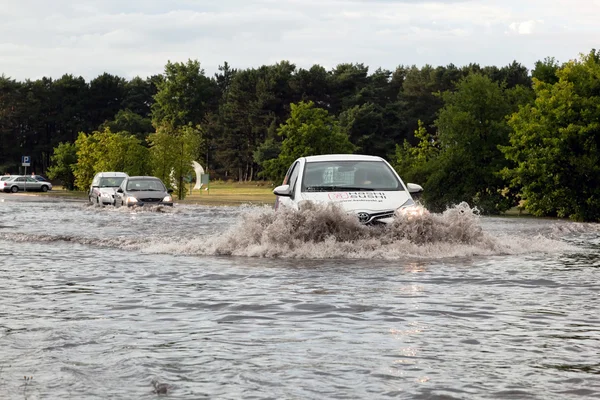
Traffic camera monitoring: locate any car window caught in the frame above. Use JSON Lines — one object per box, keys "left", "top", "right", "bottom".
{"left": 301, "top": 160, "right": 403, "bottom": 191}
{"left": 127, "top": 179, "right": 165, "bottom": 191}
{"left": 26, "top": 177, "right": 37, "bottom": 182}
{"left": 16, "top": 177, "right": 26, "bottom": 182}
{"left": 287, "top": 162, "right": 300, "bottom": 198}
{"left": 99, "top": 177, "right": 125, "bottom": 187}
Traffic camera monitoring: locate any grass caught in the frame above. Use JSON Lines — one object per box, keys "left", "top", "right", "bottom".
{"left": 180, "top": 180, "right": 276, "bottom": 206}
{"left": 34, "top": 180, "right": 277, "bottom": 206}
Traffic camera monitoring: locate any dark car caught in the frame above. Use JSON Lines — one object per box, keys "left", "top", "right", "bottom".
{"left": 31, "top": 175, "right": 49, "bottom": 182}
{"left": 114, "top": 176, "right": 174, "bottom": 207}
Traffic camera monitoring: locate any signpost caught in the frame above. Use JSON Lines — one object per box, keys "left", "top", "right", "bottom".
{"left": 22, "top": 156, "right": 30, "bottom": 192}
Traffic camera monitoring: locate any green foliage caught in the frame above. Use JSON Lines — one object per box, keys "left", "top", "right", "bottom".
{"left": 532, "top": 57, "right": 561, "bottom": 84}
{"left": 46, "top": 142, "right": 77, "bottom": 190}
{"left": 100, "top": 109, "right": 154, "bottom": 139}
{"left": 151, "top": 60, "right": 218, "bottom": 128}
{"left": 394, "top": 120, "right": 439, "bottom": 186}
{"left": 502, "top": 50, "right": 600, "bottom": 221}
{"left": 422, "top": 74, "right": 526, "bottom": 213}
{"left": 72, "top": 128, "right": 151, "bottom": 191}
{"left": 260, "top": 101, "right": 356, "bottom": 182}
{"left": 147, "top": 124, "right": 201, "bottom": 199}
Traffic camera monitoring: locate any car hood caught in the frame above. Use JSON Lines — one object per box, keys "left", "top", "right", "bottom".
{"left": 99, "top": 187, "right": 117, "bottom": 194}
{"left": 127, "top": 190, "right": 168, "bottom": 198}
{"left": 299, "top": 190, "right": 412, "bottom": 213}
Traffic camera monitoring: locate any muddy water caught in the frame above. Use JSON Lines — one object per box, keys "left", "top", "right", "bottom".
{"left": 0, "top": 194, "right": 599, "bottom": 399}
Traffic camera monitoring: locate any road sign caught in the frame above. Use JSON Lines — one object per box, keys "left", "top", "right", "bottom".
{"left": 22, "top": 156, "right": 30, "bottom": 167}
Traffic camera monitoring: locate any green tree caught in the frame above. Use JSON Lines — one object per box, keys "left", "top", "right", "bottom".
{"left": 46, "top": 142, "right": 77, "bottom": 190}
{"left": 502, "top": 50, "right": 600, "bottom": 221}
{"left": 151, "top": 60, "right": 219, "bottom": 128}
{"left": 260, "top": 101, "right": 356, "bottom": 182}
{"left": 73, "top": 132, "right": 100, "bottom": 191}
{"left": 424, "top": 74, "right": 525, "bottom": 213}
{"left": 148, "top": 124, "right": 201, "bottom": 199}
{"left": 394, "top": 120, "right": 439, "bottom": 185}
{"left": 100, "top": 109, "right": 154, "bottom": 139}
{"left": 532, "top": 57, "right": 561, "bottom": 84}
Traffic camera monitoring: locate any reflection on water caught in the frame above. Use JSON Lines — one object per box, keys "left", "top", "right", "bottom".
{"left": 0, "top": 195, "right": 599, "bottom": 399}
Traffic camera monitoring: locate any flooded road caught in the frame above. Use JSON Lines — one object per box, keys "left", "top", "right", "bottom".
{"left": 1, "top": 193, "right": 599, "bottom": 399}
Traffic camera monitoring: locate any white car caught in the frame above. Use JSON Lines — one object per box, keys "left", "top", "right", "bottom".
{"left": 273, "top": 154, "right": 424, "bottom": 224}
{"left": 89, "top": 172, "right": 129, "bottom": 206}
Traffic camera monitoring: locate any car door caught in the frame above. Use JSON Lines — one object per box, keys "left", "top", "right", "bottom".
{"left": 14, "top": 177, "right": 27, "bottom": 190}
{"left": 115, "top": 179, "right": 126, "bottom": 206}
{"left": 276, "top": 160, "right": 301, "bottom": 209}
{"left": 26, "top": 177, "right": 40, "bottom": 191}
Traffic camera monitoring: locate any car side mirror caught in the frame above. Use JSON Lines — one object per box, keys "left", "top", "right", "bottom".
{"left": 167, "top": 189, "right": 174, "bottom": 194}
{"left": 273, "top": 184, "right": 292, "bottom": 197}
{"left": 117, "top": 188, "right": 123, "bottom": 193}
{"left": 406, "top": 183, "right": 423, "bottom": 194}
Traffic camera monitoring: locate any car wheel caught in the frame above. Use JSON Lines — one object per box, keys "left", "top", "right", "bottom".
{"left": 10, "top": 186, "right": 18, "bottom": 193}
{"left": 41, "top": 185, "right": 48, "bottom": 192}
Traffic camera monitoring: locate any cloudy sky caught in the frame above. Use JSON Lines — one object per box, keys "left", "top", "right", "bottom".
{"left": 1, "top": 0, "right": 598, "bottom": 80}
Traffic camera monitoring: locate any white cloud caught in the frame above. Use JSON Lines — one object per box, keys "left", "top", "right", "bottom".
{"left": 508, "top": 20, "right": 542, "bottom": 35}
{"left": 0, "top": 0, "right": 599, "bottom": 80}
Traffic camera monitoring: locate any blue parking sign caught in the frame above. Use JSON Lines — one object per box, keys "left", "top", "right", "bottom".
{"left": 22, "top": 156, "right": 30, "bottom": 166}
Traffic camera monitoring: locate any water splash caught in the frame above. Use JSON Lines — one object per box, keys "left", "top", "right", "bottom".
{"left": 0, "top": 202, "right": 584, "bottom": 259}
{"left": 149, "top": 202, "right": 576, "bottom": 259}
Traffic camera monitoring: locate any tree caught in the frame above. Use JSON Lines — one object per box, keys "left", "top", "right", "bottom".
{"left": 502, "top": 50, "right": 600, "bottom": 221}
{"left": 151, "top": 60, "right": 219, "bottom": 128}
{"left": 71, "top": 128, "right": 151, "bottom": 191}
{"left": 147, "top": 124, "right": 201, "bottom": 199}
{"left": 46, "top": 142, "right": 77, "bottom": 190}
{"left": 260, "top": 101, "right": 356, "bottom": 182}
{"left": 394, "top": 120, "right": 439, "bottom": 186}
{"left": 87, "top": 73, "right": 126, "bottom": 129}
{"left": 424, "top": 74, "right": 523, "bottom": 213}
{"left": 532, "top": 57, "right": 561, "bottom": 84}
{"left": 73, "top": 132, "right": 100, "bottom": 191}
{"left": 100, "top": 109, "right": 154, "bottom": 139}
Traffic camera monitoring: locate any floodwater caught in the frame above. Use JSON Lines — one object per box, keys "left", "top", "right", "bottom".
{"left": 0, "top": 193, "right": 599, "bottom": 399}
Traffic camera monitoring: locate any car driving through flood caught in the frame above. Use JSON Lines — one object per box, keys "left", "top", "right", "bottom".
{"left": 273, "top": 154, "right": 424, "bottom": 224}
{"left": 114, "top": 176, "right": 174, "bottom": 207}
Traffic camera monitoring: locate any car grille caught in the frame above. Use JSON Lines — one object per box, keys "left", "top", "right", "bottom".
{"left": 357, "top": 210, "right": 395, "bottom": 224}
{"left": 140, "top": 198, "right": 162, "bottom": 203}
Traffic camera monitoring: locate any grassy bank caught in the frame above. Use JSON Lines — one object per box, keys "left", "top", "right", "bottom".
{"left": 180, "top": 181, "right": 276, "bottom": 206}
{"left": 38, "top": 180, "right": 277, "bottom": 206}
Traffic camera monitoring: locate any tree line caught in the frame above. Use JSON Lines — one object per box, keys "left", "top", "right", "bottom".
{"left": 0, "top": 50, "right": 598, "bottom": 220}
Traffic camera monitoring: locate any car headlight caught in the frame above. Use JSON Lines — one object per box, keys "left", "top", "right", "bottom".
{"left": 396, "top": 199, "right": 426, "bottom": 217}
{"left": 125, "top": 196, "right": 138, "bottom": 204}
{"left": 162, "top": 195, "right": 172, "bottom": 202}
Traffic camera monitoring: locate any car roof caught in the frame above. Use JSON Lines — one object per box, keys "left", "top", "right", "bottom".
{"left": 303, "top": 154, "right": 385, "bottom": 163}
{"left": 96, "top": 172, "right": 128, "bottom": 177}
{"left": 127, "top": 176, "right": 162, "bottom": 180}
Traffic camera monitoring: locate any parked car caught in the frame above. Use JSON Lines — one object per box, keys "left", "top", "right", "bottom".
{"left": 1, "top": 175, "right": 52, "bottom": 193}
{"left": 89, "top": 172, "right": 129, "bottom": 206}
{"left": 114, "top": 176, "right": 174, "bottom": 207}
{"left": 31, "top": 175, "right": 49, "bottom": 182}
{"left": 273, "top": 154, "right": 424, "bottom": 224}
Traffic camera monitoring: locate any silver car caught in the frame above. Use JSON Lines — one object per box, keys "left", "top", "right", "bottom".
{"left": 89, "top": 172, "right": 129, "bottom": 206}
{"left": 114, "top": 176, "right": 174, "bottom": 207}
{"left": 2, "top": 175, "right": 52, "bottom": 193}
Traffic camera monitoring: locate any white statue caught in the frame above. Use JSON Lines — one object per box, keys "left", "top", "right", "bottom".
{"left": 192, "top": 161, "right": 205, "bottom": 190}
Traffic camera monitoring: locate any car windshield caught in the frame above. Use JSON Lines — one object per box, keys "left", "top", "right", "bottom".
{"left": 126, "top": 179, "right": 165, "bottom": 191}
{"left": 301, "top": 160, "right": 403, "bottom": 192}
{"left": 99, "top": 177, "right": 125, "bottom": 187}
